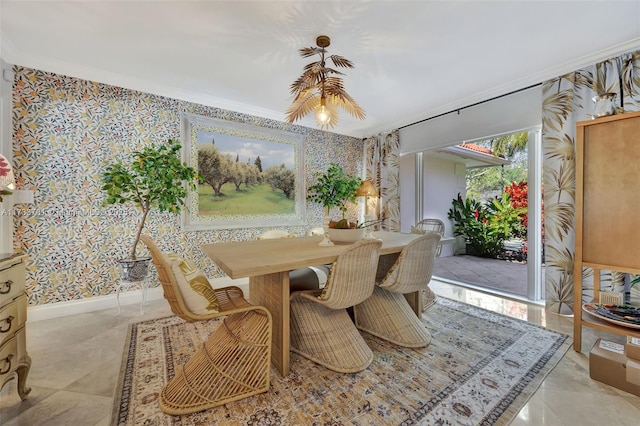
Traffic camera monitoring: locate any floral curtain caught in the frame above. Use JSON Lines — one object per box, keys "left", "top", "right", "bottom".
{"left": 542, "top": 49, "right": 640, "bottom": 314}
{"left": 364, "top": 129, "right": 400, "bottom": 231}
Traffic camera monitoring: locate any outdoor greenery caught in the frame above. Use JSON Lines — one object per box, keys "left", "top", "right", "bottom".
{"left": 448, "top": 191, "right": 525, "bottom": 258}
{"left": 306, "top": 163, "right": 361, "bottom": 225}
{"left": 101, "top": 139, "right": 198, "bottom": 260}
{"left": 454, "top": 131, "right": 540, "bottom": 260}
{"left": 466, "top": 132, "right": 528, "bottom": 201}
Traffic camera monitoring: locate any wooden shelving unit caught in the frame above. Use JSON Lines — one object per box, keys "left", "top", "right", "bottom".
{"left": 574, "top": 111, "right": 640, "bottom": 352}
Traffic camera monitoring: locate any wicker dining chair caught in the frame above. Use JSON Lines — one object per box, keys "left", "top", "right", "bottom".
{"left": 258, "top": 230, "right": 329, "bottom": 291}
{"left": 289, "top": 239, "right": 382, "bottom": 373}
{"left": 354, "top": 232, "right": 440, "bottom": 348}
{"left": 412, "top": 218, "right": 445, "bottom": 257}
{"left": 140, "top": 235, "right": 272, "bottom": 416}
{"left": 411, "top": 218, "right": 446, "bottom": 310}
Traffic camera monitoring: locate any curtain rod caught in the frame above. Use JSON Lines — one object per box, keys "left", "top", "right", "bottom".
{"left": 397, "top": 82, "right": 542, "bottom": 130}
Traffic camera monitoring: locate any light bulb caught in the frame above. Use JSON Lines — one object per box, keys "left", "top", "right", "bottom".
{"left": 316, "top": 105, "right": 331, "bottom": 125}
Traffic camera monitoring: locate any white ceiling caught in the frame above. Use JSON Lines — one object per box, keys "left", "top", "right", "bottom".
{"left": 2, "top": 1, "right": 640, "bottom": 138}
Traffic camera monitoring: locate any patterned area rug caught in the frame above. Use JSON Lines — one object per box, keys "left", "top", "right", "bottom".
{"left": 111, "top": 297, "right": 569, "bottom": 425}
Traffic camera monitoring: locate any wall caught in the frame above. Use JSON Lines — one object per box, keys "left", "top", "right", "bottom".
{"left": 422, "top": 154, "right": 464, "bottom": 257}
{"left": 399, "top": 151, "right": 465, "bottom": 257}
{"left": 11, "top": 66, "right": 363, "bottom": 307}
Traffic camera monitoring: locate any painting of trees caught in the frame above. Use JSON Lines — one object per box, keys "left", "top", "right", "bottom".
{"left": 198, "top": 144, "right": 232, "bottom": 196}
{"left": 263, "top": 164, "right": 295, "bottom": 198}
{"left": 183, "top": 113, "right": 305, "bottom": 229}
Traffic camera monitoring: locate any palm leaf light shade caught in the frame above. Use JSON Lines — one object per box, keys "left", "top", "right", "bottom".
{"left": 286, "top": 35, "right": 365, "bottom": 129}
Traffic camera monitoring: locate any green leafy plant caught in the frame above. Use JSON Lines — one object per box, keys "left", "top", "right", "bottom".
{"left": 306, "top": 163, "right": 361, "bottom": 224}
{"left": 101, "top": 139, "right": 198, "bottom": 260}
{"left": 447, "top": 193, "right": 524, "bottom": 258}
{"left": 486, "top": 193, "right": 527, "bottom": 240}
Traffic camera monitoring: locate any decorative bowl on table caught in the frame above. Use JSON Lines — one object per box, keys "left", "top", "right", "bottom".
{"left": 328, "top": 228, "right": 365, "bottom": 244}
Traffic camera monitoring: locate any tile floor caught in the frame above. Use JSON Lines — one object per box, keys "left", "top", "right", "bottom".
{"left": 1, "top": 281, "right": 639, "bottom": 425}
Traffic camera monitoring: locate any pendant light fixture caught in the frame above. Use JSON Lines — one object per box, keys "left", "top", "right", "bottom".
{"left": 286, "top": 35, "right": 365, "bottom": 129}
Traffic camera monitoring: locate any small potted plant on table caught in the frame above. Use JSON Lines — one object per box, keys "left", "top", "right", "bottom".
{"left": 307, "top": 163, "right": 362, "bottom": 245}
{"left": 101, "top": 139, "right": 198, "bottom": 281}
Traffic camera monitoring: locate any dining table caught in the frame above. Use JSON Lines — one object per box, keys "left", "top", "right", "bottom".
{"left": 201, "top": 230, "right": 424, "bottom": 376}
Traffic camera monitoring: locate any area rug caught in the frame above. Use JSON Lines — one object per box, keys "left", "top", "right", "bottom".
{"left": 111, "top": 297, "right": 569, "bottom": 425}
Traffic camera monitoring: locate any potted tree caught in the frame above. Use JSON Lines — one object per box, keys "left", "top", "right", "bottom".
{"left": 307, "top": 163, "right": 362, "bottom": 245}
{"left": 101, "top": 139, "right": 198, "bottom": 280}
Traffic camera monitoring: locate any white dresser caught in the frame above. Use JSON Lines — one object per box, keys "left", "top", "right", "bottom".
{"left": 0, "top": 254, "right": 30, "bottom": 399}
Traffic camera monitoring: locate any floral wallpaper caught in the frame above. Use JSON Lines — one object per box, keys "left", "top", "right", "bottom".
{"left": 11, "top": 66, "right": 363, "bottom": 306}
{"left": 542, "top": 49, "right": 640, "bottom": 315}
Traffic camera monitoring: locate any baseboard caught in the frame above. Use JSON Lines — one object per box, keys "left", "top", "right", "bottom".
{"left": 27, "top": 277, "right": 250, "bottom": 322}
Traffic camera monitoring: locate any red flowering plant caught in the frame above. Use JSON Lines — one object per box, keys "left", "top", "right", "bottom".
{"left": 447, "top": 193, "right": 502, "bottom": 257}
{"left": 504, "top": 181, "right": 528, "bottom": 238}
{"left": 448, "top": 192, "right": 526, "bottom": 258}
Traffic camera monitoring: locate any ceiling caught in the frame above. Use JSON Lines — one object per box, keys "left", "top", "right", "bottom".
{"left": 2, "top": 1, "right": 640, "bottom": 138}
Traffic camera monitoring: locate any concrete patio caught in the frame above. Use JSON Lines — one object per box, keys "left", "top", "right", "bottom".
{"left": 433, "top": 255, "right": 545, "bottom": 300}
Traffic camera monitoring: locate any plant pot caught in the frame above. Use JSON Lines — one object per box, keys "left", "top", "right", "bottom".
{"left": 328, "top": 228, "right": 365, "bottom": 244}
{"left": 118, "top": 257, "right": 151, "bottom": 282}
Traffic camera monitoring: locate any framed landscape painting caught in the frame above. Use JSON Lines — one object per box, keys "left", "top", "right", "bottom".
{"left": 181, "top": 113, "right": 306, "bottom": 230}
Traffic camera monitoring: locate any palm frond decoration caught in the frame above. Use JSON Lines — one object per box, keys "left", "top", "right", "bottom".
{"left": 545, "top": 244, "right": 574, "bottom": 272}
{"left": 543, "top": 201, "right": 575, "bottom": 241}
{"left": 544, "top": 133, "right": 575, "bottom": 161}
{"left": 544, "top": 160, "right": 575, "bottom": 203}
{"left": 286, "top": 35, "right": 365, "bottom": 129}
{"left": 546, "top": 271, "right": 575, "bottom": 314}
{"left": 542, "top": 88, "right": 574, "bottom": 133}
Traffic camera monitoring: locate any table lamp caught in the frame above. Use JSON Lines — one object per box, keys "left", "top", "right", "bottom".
{"left": 356, "top": 179, "right": 378, "bottom": 239}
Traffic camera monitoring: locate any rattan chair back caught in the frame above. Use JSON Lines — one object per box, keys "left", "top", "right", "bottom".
{"left": 319, "top": 239, "right": 382, "bottom": 309}
{"left": 414, "top": 218, "right": 445, "bottom": 257}
{"left": 378, "top": 233, "right": 441, "bottom": 294}
{"left": 140, "top": 234, "right": 249, "bottom": 321}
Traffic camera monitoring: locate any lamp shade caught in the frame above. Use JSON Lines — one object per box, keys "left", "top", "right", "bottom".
{"left": 356, "top": 180, "right": 378, "bottom": 198}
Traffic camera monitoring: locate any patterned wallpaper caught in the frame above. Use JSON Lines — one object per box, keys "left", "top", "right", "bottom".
{"left": 12, "top": 66, "right": 363, "bottom": 306}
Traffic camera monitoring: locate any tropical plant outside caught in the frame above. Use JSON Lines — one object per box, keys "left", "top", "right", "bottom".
{"left": 448, "top": 192, "right": 526, "bottom": 258}
{"left": 465, "top": 132, "right": 528, "bottom": 201}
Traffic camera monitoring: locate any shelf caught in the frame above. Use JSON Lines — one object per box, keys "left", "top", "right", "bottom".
{"left": 581, "top": 316, "right": 640, "bottom": 339}
{"left": 573, "top": 112, "right": 640, "bottom": 353}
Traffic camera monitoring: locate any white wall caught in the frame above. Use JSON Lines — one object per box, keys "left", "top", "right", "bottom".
{"left": 400, "top": 150, "right": 467, "bottom": 257}
{"left": 423, "top": 154, "right": 466, "bottom": 257}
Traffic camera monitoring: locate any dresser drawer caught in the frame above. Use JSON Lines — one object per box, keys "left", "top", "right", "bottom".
{"left": 0, "top": 295, "right": 27, "bottom": 346}
{"left": 0, "top": 332, "right": 18, "bottom": 383}
{"left": 0, "top": 260, "right": 26, "bottom": 304}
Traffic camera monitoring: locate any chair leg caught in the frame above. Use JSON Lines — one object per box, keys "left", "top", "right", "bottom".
{"left": 290, "top": 293, "right": 373, "bottom": 373}
{"left": 354, "top": 286, "right": 431, "bottom": 348}
{"left": 159, "top": 310, "right": 271, "bottom": 415}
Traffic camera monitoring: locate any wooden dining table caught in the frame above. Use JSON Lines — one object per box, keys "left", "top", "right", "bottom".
{"left": 201, "top": 230, "right": 423, "bottom": 376}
